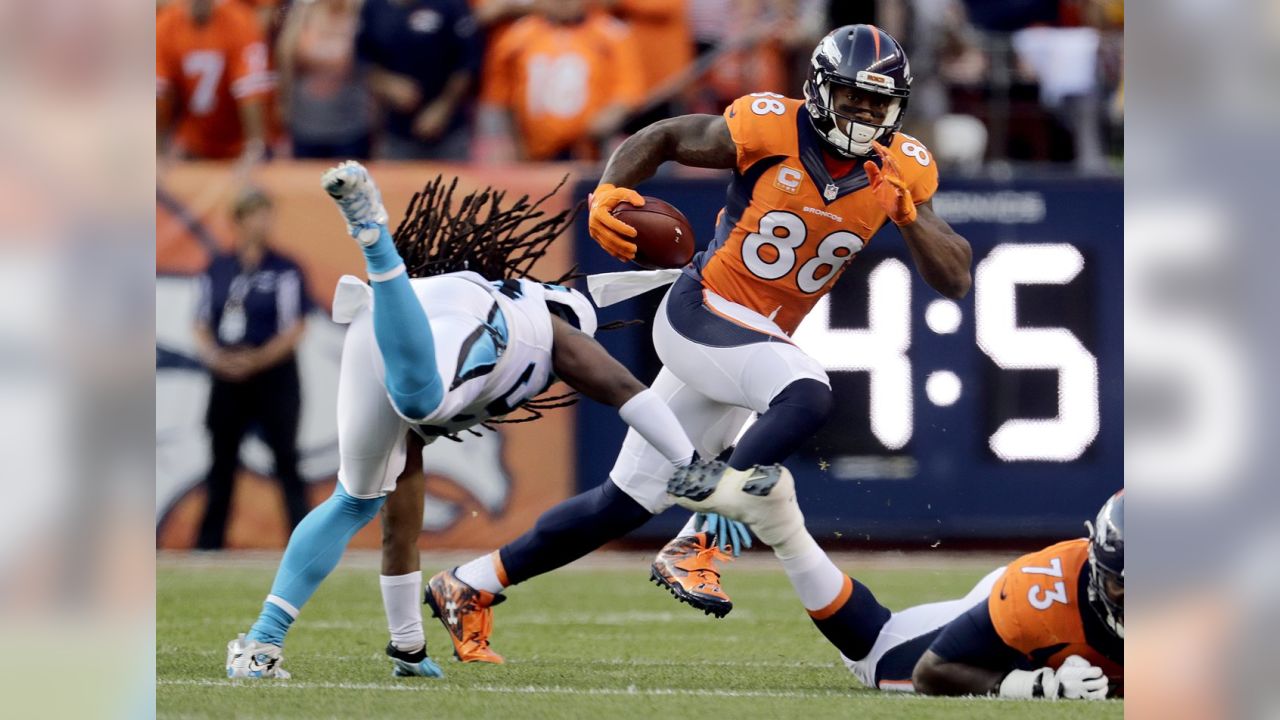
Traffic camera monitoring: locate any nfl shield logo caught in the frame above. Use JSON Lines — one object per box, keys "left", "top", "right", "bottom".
{"left": 823, "top": 183, "right": 838, "bottom": 201}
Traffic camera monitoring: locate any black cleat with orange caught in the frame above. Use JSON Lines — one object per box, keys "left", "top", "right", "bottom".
{"left": 424, "top": 569, "right": 507, "bottom": 663}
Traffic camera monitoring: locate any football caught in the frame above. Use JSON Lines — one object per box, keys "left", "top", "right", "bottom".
{"left": 611, "top": 197, "right": 696, "bottom": 269}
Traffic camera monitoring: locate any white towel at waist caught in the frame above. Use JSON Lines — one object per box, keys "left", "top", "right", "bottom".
{"left": 331, "top": 274, "right": 373, "bottom": 324}
{"left": 586, "top": 268, "right": 682, "bottom": 307}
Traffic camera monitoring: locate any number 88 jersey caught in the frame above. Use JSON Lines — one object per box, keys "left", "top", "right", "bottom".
{"left": 691, "top": 93, "right": 939, "bottom": 335}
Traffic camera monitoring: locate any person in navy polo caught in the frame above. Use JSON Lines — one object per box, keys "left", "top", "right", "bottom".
{"left": 193, "top": 188, "right": 311, "bottom": 550}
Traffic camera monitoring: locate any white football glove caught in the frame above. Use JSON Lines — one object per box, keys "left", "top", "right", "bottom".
{"left": 999, "top": 656, "right": 1109, "bottom": 700}
{"left": 1055, "top": 655, "right": 1109, "bottom": 700}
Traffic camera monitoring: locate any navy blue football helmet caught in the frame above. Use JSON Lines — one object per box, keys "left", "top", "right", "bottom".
{"left": 803, "top": 24, "right": 912, "bottom": 158}
{"left": 1086, "top": 490, "right": 1124, "bottom": 638}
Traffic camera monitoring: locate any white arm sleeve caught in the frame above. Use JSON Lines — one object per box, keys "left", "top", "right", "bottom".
{"left": 617, "top": 389, "right": 694, "bottom": 467}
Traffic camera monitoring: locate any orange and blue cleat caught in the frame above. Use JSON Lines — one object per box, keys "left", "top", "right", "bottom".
{"left": 650, "top": 532, "right": 734, "bottom": 618}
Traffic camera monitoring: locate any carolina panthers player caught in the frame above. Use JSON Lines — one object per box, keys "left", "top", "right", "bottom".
{"left": 669, "top": 463, "right": 1123, "bottom": 699}
{"left": 224, "top": 162, "right": 716, "bottom": 679}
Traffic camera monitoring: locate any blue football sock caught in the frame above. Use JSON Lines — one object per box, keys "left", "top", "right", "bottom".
{"left": 247, "top": 485, "right": 385, "bottom": 646}
{"left": 363, "top": 225, "right": 444, "bottom": 419}
{"left": 248, "top": 601, "right": 294, "bottom": 648}
{"left": 361, "top": 223, "right": 404, "bottom": 276}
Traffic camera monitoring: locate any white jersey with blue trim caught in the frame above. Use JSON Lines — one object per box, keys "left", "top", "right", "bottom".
{"left": 405, "top": 271, "right": 591, "bottom": 438}
{"left": 331, "top": 270, "right": 597, "bottom": 438}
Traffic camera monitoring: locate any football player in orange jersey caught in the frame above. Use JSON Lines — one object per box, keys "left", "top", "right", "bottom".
{"left": 670, "top": 467, "right": 1122, "bottom": 699}
{"left": 157, "top": 0, "right": 273, "bottom": 160}
{"left": 910, "top": 490, "right": 1123, "bottom": 698}
{"left": 585, "top": 24, "right": 970, "bottom": 629}
{"left": 420, "top": 25, "right": 970, "bottom": 666}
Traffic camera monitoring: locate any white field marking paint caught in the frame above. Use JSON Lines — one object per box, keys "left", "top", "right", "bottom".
{"left": 158, "top": 679, "right": 851, "bottom": 699}
{"left": 157, "top": 679, "right": 1123, "bottom": 703}
{"left": 517, "top": 656, "right": 836, "bottom": 669}
{"left": 166, "top": 645, "right": 835, "bottom": 669}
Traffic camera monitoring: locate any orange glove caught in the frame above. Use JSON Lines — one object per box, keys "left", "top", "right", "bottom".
{"left": 864, "top": 141, "right": 918, "bottom": 226}
{"left": 588, "top": 183, "right": 645, "bottom": 262}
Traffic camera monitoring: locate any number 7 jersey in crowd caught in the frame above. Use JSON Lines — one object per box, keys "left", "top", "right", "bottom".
{"left": 690, "top": 93, "right": 939, "bottom": 335}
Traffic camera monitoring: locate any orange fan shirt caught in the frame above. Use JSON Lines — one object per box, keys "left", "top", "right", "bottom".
{"left": 610, "top": 0, "right": 694, "bottom": 93}
{"left": 988, "top": 539, "right": 1124, "bottom": 688}
{"left": 694, "top": 93, "right": 938, "bottom": 334}
{"left": 157, "top": 0, "right": 274, "bottom": 159}
{"left": 481, "top": 11, "right": 644, "bottom": 161}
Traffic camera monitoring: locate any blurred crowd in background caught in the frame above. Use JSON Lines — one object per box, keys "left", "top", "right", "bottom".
{"left": 157, "top": 0, "right": 1124, "bottom": 177}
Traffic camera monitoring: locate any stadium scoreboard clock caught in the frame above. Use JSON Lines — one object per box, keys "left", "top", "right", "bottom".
{"left": 794, "top": 242, "right": 1099, "bottom": 465}
{"left": 575, "top": 177, "right": 1122, "bottom": 542}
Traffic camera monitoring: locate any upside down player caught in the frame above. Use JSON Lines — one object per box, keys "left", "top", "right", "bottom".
{"left": 413, "top": 25, "right": 973, "bottom": 668}
{"left": 224, "top": 162, "right": 713, "bottom": 678}
{"left": 670, "top": 466, "right": 1123, "bottom": 699}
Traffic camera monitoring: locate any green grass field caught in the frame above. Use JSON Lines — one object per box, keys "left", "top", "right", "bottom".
{"left": 157, "top": 551, "right": 1122, "bottom": 719}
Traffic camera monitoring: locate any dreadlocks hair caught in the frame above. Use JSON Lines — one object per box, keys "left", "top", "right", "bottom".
{"left": 392, "top": 174, "right": 591, "bottom": 433}
{"left": 392, "top": 174, "right": 581, "bottom": 285}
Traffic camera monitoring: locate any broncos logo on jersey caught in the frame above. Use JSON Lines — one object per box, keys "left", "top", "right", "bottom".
{"left": 690, "top": 93, "right": 938, "bottom": 334}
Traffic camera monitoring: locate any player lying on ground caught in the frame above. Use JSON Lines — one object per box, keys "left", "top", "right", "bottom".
{"left": 586, "top": 23, "right": 972, "bottom": 618}
{"left": 669, "top": 462, "right": 1123, "bottom": 700}
{"left": 388, "top": 24, "right": 973, "bottom": 667}
{"left": 225, "top": 162, "right": 723, "bottom": 679}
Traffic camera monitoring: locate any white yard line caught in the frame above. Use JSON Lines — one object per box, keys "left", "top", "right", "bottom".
{"left": 157, "top": 678, "right": 1121, "bottom": 704}
{"left": 159, "top": 647, "right": 839, "bottom": 669}
{"left": 159, "top": 678, "right": 851, "bottom": 699}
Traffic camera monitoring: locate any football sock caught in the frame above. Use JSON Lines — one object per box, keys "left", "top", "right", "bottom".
{"left": 498, "top": 479, "right": 653, "bottom": 586}
{"left": 727, "top": 378, "right": 832, "bottom": 470}
{"left": 455, "top": 552, "right": 505, "bottom": 594}
{"left": 617, "top": 389, "right": 694, "bottom": 467}
{"left": 359, "top": 222, "right": 403, "bottom": 276}
{"left": 808, "top": 575, "right": 892, "bottom": 662}
{"left": 773, "top": 530, "right": 846, "bottom": 610}
{"left": 247, "top": 485, "right": 385, "bottom": 646}
{"left": 365, "top": 224, "right": 443, "bottom": 420}
{"left": 380, "top": 571, "right": 425, "bottom": 653}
